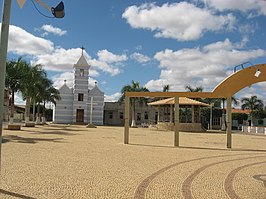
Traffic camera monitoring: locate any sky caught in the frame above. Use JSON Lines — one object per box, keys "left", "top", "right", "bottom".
{"left": 2, "top": 0, "right": 266, "bottom": 105}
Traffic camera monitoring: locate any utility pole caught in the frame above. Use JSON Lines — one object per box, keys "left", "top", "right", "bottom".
{"left": 0, "top": 0, "right": 12, "bottom": 173}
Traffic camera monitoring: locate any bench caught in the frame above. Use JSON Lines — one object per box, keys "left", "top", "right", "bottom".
{"left": 7, "top": 124, "right": 21, "bottom": 130}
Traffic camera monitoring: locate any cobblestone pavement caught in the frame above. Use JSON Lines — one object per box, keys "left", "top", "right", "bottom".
{"left": 0, "top": 124, "right": 265, "bottom": 199}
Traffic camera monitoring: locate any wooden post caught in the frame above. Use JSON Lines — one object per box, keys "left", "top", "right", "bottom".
{"left": 226, "top": 97, "right": 232, "bottom": 148}
{"left": 174, "top": 97, "right": 179, "bottom": 147}
{"left": 124, "top": 96, "right": 130, "bottom": 144}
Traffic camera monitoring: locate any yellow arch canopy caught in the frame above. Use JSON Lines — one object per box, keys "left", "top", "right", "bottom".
{"left": 212, "top": 64, "right": 266, "bottom": 97}
{"left": 126, "top": 63, "right": 266, "bottom": 98}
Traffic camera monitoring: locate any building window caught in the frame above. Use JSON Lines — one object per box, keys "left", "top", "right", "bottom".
{"left": 144, "top": 111, "right": 148, "bottom": 120}
{"left": 78, "top": 93, "right": 84, "bottom": 101}
{"left": 258, "top": 120, "right": 263, "bottom": 125}
{"left": 119, "top": 112, "right": 124, "bottom": 119}
{"left": 109, "top": 112, "right": 113, "bottom": 119}
{"left": 137, "top": 113, "right": 141, "bottom": 121}
{"left": 80, "top": 69, "right": 84, "bottom": 76}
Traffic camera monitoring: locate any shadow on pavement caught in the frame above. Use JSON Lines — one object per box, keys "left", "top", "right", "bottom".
{"left": 0, "top": 189, "right": 36, "bottom": 199}
{"left": 2, "top": 135, "right": 64, "bottom": 144}
{"left": 129, "top": 143, "right": 266, "bottom": 152}
{"left": 28, "top": 130, "right": 78, "bottom": 136}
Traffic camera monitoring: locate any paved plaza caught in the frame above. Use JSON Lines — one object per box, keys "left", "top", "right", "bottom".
{"left": 0, "top": 124, "right": 265, "bottom": 199}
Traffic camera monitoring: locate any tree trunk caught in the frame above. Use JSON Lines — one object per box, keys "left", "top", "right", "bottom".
{"left": 25, "top": 96, "right": 31, "bottom": 123}
{"left": 131, "top": 100, "right": 137, "bottom": 127}
{"left": 42, "top": 101, "right": 46, "bottom": 124}
{"left": 36, "top": 102, "right": 41, "bottom": 124}
{"left": 32, "top": 99, "right": 36, "bottom": 122}
{"left": 9, "top": 90, "right": 15, "bottom": 124}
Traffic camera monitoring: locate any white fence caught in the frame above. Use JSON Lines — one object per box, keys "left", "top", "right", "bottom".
{"left": 242, "top": 126, "right": 266, "bottom": 135}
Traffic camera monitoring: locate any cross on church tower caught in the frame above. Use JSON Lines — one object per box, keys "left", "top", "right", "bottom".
{"left": 81, "top": 46, "right": 85, "bottom": 55}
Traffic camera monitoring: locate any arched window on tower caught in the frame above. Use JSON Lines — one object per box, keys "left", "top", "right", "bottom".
{"left": 80, "top": 69, "right": 84, "bottom": 76}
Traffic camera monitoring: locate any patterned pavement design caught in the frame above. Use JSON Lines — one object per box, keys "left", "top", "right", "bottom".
{"left": 0, "top": 124, "right": 265, "bottom": 199}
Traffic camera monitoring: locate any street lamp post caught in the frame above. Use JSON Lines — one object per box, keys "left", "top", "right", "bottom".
{"left": 0, "top": 0, "right": 12, "bottom": 173}
{"left": 0, "top": 0, "right": 64, "bottom": 173}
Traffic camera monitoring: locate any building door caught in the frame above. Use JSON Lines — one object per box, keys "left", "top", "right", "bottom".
{"left": 76, "top": 109, "right": 84, "bottom": 123}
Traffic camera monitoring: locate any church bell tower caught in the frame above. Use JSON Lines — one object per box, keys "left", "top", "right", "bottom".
{"left": 73, "top": 48, "right": 90, "bottom": 123}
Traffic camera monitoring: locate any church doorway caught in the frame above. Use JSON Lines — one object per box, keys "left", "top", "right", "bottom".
{"left": 76, "top": 109, "right": 84, "bottom": 123}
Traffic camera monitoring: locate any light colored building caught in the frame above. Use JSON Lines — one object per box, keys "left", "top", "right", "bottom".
{"left": 53, "top": 52, "right": 104, "bottom": 125}
{"left": 104, "top": 101, "right": 158, "bottom": 126}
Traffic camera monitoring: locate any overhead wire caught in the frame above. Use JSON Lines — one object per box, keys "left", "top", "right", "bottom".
{"left": 30, "top": 0, "right": 55, "bottom": 19}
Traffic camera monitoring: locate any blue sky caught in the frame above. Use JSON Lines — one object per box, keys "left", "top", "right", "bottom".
{"left": 2, "top": 0, "right": 266, "bottom": 104}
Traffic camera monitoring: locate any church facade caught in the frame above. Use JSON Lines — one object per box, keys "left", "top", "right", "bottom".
{"left": 53, "top": 53, "right": 104, "bottom": 125}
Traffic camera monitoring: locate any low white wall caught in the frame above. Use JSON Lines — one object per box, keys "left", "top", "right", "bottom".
{"left": 242, "top": 126, "right": 266, "bottom": 135}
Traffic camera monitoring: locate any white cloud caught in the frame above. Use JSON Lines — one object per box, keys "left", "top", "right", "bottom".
{"left": 52, "top": 72, "right": 74, "bottom": 89}
{"left": 145, "top": 39, "right": 266, "bottom": 92}
{"left": 34, "top": 48, "right": 124, "bottom": 76}
{"left": 203, "top": 0, "right": 266, "bottom": 15}
{"left": 41, "top": 24, "right": 67, "bottom": 36}
{"left": 130, "top": 52, "right": 151, "bottom": 63}
{"left": 32, "top": 48, "right": 101, "bottom": 76}
{"left": 122, "top": 2, "right": 236, "bottom": 41}
{"left": 89, "top": 49, "right": 128, "bottom": 76}
{"left": 104, "top": 92, "right": 121, "bottom": 102}
{"left": 5, "top": 25, "right": 125, "bottom": 77}
{"left": 97, "top": 49, "right": 127, "bottom": 63}
{"left": 15, "top": 92, "right": 25, "bottom": 105}
{"left": 145, "top": 79, "right": 169, "bottom": 92}
{"left": 89, "top": 59, "right": 121, "bottom": 76}
{"left": 8, "top": 25, "right": 54, "bottom": 55}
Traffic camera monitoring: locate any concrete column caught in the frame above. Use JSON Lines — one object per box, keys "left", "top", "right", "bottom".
{"left": 210, "top": 105, "right": 213, "bottom": 130}
{"left": 226, "top": 97, "right": 232, "bottom": 148}
{"left": 192, "top": 105, "right": 195, "bottom": 123}
{"left": 157, "top": 106, "right": 160, "bottom": 123}
{"left": 124, "top": 96, "right": 130, "bottom": 144}
{"left": 170, "top": 104, "right": 173, "bottom": 123}
{"left": 174, "top": 97, "right": 179, "bottom": 147}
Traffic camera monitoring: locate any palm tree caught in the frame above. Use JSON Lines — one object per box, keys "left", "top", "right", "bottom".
{"left": 34, "top": 76, "right": 51, "bottom": 124}
{"left": 20, "top": 63, "right": 46, "bottom": 123}
{"left": 41, "top": 82, "right": 61, "bottom": 123}
{"left": 185, "top": 85, "right": 204, "bottom": 102}
{"left": 185, "top": 85, "right": 203, "bottom": 92}
{"left": 119, "top": 80, "right": 149, "bottom": 127}
{"left": 241, "top": 96, "right": 263, "bottom": 126}
{"left": 5, "top": 57, "right": 25, "bottom": 123}
{"left": 241, "top": 96, "right": 263, "bottom": 112}
{"left": 163, "top": 84, "right": 170, "bottom": 92}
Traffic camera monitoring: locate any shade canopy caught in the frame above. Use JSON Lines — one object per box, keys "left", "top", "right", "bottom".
{"left": 147, "top": 97, "right": 210, "bottom": 107}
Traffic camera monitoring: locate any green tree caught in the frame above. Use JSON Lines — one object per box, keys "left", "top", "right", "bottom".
{"left": 41, "top": 81, "right": 61, "bottom": 123}
{"left": 119, "top": 80, "right": 149, "bottom": 127}
{"left": 163, "top": 84, "right": 170, "bottom": 92}
{"left": 185, "top": 85, "right": 204, "bottom": 102}
{"left": 20, "top": 63, "right": 46, "bottom": 123}
{"left": 185, "top": 85, "right": 203, "bottom": 92}
{"left": 241, "top": 95, "right": 263, "bottom": 125}
{"left": 241, "top": 96, "right": 263, "bottom": 112}
{"left": 5, "top": 57, "right": 26, "bottom": 123}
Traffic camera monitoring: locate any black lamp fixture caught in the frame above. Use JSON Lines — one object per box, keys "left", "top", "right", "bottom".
{"left": 51, "top": 1, "right": 65, "bottom": 18}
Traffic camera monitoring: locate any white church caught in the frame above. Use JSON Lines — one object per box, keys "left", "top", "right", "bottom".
{"left": 53, "top": 51, "right": 104, "bottom": 125}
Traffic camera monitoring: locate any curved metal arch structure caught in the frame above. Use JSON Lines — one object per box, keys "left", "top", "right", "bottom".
{"left": 212, "top": 64, "right": 266, "bottom": 98}
{"left": 124, "top": 63, "right": 266, "bottom": 149}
